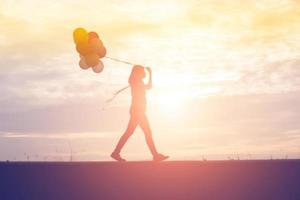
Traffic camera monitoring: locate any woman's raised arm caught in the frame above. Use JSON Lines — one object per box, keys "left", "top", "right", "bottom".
{"left": 145, "top": 67, "right": 152, "bottom": 90}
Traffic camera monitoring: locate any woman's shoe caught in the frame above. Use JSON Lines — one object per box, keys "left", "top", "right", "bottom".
{"left": 111, "top": 152, "right": 126, "bottom": 162}
{"left": 153, "top": 153, "right": 169, "bottom": 162}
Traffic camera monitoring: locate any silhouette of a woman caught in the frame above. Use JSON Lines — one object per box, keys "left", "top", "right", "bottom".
{"left": 111, "top": 65, "right": 169, "bottom": 162}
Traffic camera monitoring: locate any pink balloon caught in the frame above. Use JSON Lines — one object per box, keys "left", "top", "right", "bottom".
{"left": 92, "top": 60, "right": 104, "bottom": 73}
{"left": 79, "top": 58, "right": 89, "bottom": 70}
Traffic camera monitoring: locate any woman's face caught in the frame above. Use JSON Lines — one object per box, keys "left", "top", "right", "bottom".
{"left": 136, "top": 67, "right": 145, "bottom": 79}
{"left": 131, "top": 66, "right": 146, "bottom": 81}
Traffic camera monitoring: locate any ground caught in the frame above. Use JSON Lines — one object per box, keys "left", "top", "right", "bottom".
{"left": 1, "top": 160, "right": 300, "bottom": 200}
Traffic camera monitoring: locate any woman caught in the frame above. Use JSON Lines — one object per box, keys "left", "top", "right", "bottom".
{"left": 111, "top": 65, "right": 169, "bottom": 162}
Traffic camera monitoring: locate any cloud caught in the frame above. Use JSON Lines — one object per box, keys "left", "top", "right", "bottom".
{"left": 236, "top": 59, "right": 300, "bottom": 94}
{"left": 160, "top": 91, "right": 300, "bottom": 158}
{"left": 0, "top": 131, "right": 115, "bottom": 139}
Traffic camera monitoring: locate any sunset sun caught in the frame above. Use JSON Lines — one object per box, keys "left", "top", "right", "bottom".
{"left": 150, "top": 92, "right": 187, "bottom": 117}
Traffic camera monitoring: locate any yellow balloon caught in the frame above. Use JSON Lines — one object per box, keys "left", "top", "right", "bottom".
{"left": 73, "top": 27, "right": 88, "bottom": 44}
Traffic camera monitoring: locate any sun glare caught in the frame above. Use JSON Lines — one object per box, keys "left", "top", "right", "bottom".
{"left": 154, "top": 93, "right": 186, "bottom": 115}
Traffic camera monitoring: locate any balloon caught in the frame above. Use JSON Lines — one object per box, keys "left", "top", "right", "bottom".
{"left": 76, "top": 41, "right": 92, "bottom": 56}
{"left": 92, "top": 60, "right": 104, "bottom": 73}
{"left": 89, "top": 38, "right": 103, "bottom": 49}
{"left": 89, "top": 38, "right": 106, "bottom": 58}
{"left": 79, "top": 57, "right": 89, "bottom": 70}
{"left": 73, "top": 29, "right": 107, "bottom": 72}
{"left": 98, "top": 46, "right": 107, "bottom": 58}
{"left": 88, "top": 31, "right": 99, "bottom": 41}
{"left": 85, "top": 53, "right": 100, "bottom": 67}
{"left": 73, "top": 28, "right": 88, "bottom": 44}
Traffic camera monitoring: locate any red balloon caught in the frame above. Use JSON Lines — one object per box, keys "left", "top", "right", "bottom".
{"left": 85, "top": 53, "right": 100, "bottom": 67}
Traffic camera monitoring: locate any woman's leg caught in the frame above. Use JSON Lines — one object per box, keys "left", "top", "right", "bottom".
{"left": 139, "top": 114, "right": 158, "bottom": 156}
{"left": 112, "top": 115, "right": 138, "bottom": 154}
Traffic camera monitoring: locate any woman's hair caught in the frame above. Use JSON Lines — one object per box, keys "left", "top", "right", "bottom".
{"left": 128, "top": 65, "right": 145, "bottom": 85}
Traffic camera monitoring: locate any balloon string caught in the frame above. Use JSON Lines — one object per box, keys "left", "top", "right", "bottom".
{"left": 101, "top": 85, "right": 130, "bottom": 110}
{"left": 106, "top": 85, "right": 130, "bottom": 103}
{"left": 105, "top": 56, "right": 135, "bottom": 65}
{"left": 101, "top": 56, "right": 135, "bottom": 110}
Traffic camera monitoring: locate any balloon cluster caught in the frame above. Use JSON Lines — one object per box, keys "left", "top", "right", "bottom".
{"left": 73, "top": 27, "right": 106, "bottom": 73}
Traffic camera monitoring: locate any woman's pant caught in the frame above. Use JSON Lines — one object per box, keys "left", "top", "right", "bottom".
{"left": 113, "top": 113, "right": 158, "bottom": 156}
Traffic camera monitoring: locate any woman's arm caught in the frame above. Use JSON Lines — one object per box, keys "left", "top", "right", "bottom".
{"left": 145, "top": 67, "right": 152, "bottom": 90}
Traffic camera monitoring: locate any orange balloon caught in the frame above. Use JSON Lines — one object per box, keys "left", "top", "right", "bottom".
{"left": 79, "top": 57, "right": 89, "bottom": 70}
{"left": 76, "top": 41, "right": 92, "bottom": 56}
{"left": 92, "top": 60, "right": 104, "bottom": 73}
{"left": 85, "top": 53, "right": 100, "bottom": 67}
{"left": 88, "top": 31, "right": 99, "bottom": 41}
{"left": 89, "top": 38, "right": 106, "bottom": 58}
{"left": 89, "top": 38, "right": 103, "bottom": 49}
{"left": 73, "top": 27, "right": 88, "bottom": 44}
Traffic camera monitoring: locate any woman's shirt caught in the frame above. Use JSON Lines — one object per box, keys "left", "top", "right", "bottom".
{"left": 130, "top": 81, "right": 146, "bottom": 114}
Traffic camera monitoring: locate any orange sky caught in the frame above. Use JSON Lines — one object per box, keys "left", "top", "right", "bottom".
{"left": 0, "top": 0, "right": 300, "bottom": 161}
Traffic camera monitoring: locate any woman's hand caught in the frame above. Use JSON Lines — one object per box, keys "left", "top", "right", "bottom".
{"left": 145, "top": 67, "right": 152, "bottom": 74}
{"left": 145, "top": 67, "right": 152, "bottom": 89}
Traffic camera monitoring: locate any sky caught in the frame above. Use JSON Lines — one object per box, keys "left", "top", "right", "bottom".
{"left": 0, "top": 0, "right": 300, "bottom": 161}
